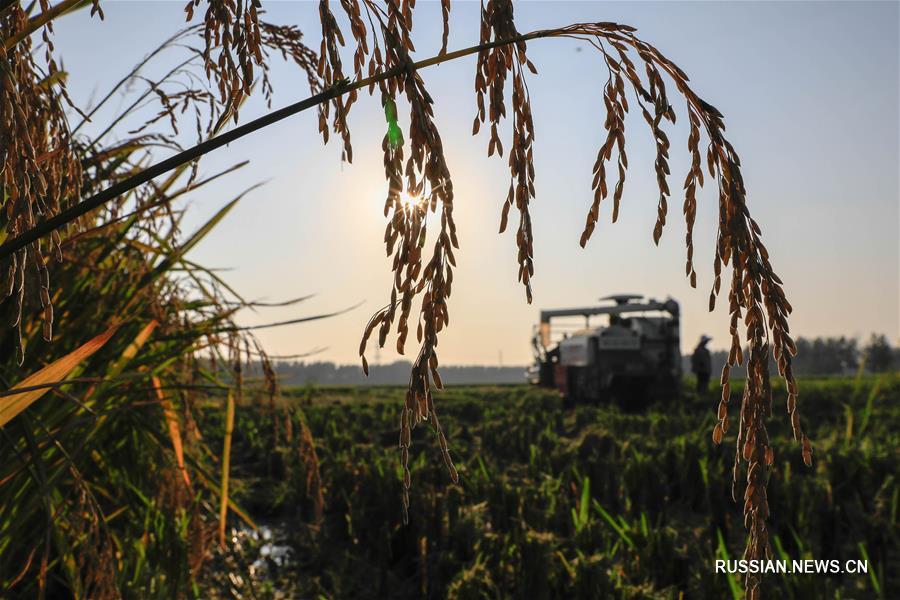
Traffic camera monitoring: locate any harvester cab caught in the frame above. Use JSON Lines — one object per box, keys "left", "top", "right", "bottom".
{"left": 528, "top": 295, "right": 682, "bottom": 408}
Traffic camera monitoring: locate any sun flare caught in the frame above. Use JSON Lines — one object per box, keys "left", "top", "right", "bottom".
{"left": 400, "top": 190, "right": 423, "bottom": 209}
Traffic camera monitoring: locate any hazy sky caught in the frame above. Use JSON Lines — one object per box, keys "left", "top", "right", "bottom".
{"left": 53, "top": 1, "right": 899, "bottom": 365}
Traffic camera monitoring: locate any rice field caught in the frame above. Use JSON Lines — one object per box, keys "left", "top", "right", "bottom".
{"left": 197, "top": 376, "right": 899, "bottom": 599}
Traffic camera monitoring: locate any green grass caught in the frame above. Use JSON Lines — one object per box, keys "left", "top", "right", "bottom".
{"left": 198, "top": 375, "right": 900, "bottom": 599}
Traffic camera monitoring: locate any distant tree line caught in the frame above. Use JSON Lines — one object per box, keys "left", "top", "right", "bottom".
{"left": 273, "top": 360, "right": 528, "bottom": 386}
{"left": 685, "top": 334, "right": 899, "bottom": 378}
{"left": 266, "top": 335, "right": 897, "bottom": 387}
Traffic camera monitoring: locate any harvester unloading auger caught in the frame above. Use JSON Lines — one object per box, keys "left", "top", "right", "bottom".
{"left": 529, "top": 295, "right": 682, "bottom": 408}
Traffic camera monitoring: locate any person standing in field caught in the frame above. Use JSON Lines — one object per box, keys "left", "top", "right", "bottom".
{"left": 691, "top": 335, "right": 713, "bottom": 394}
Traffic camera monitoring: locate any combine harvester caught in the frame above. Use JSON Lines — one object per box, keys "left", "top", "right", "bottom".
{"left": 528, "top": 295, "right": 682, "bottom": 408}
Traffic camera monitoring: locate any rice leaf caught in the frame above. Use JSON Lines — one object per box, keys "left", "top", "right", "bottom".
{"left": 153, "top": 376, "right": 191, "bottom": 490}
{"left": 0, "top": 325, "right": 119, "bottom": 427}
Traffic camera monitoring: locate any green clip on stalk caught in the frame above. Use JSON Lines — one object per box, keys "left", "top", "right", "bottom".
{"left": 384, "top": 97, "right": 403, "bottom": 150}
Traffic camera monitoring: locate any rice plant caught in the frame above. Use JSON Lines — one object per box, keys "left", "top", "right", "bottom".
{"left": 1, "top": 1, "right": 840, "bottom": 596}
{"left": 254, "top": 381, "right": 897, "bottom": 599}
{"left": 0, "top": 20, "right": 331, "bottom": 596}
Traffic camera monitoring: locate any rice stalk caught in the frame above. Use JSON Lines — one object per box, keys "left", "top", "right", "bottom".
{"left": 218, "top": 389, "right": 234, "bottom": 548}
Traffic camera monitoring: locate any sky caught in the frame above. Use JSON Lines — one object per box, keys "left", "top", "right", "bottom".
{"left": 51, "top": 1, "right": 899, "bottom": 366}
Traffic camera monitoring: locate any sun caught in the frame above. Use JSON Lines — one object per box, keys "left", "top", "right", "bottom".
{"left": 400, "top": 190, "right": 424, "bottom": 209}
